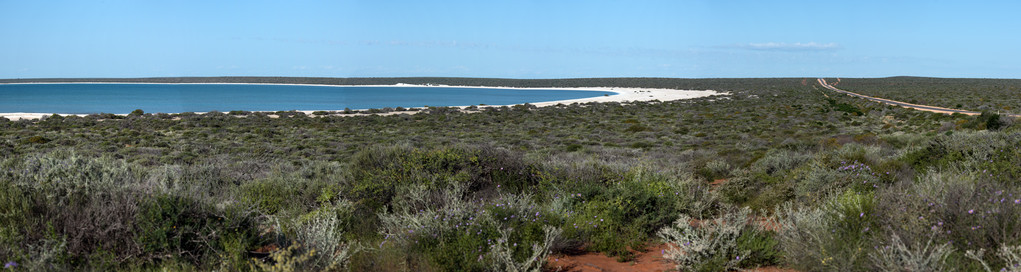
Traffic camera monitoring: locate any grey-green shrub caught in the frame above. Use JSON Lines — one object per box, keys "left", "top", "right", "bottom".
{"left": 869, "top": 233, "right": 952, "bottom": 272}
{"left": 488, "top": 226, "right": 561, "bottom": 272}
{"left": 966, "top": 244, "right": 1021, "bottom": 272}
{"left": 658, "top": 206, "right": 752, "bottom": 272}
{"left": 700, "top": 159, "right": 731, "bottom": 180}
{"left": 0, "top": 152, "right": 145, "bottom": 262}
{"left": 775, "top": 203, "right": 829, "bottom": 270}
{"left": 795, "top": 161, "right": 844, "bottom": 201}
{"left": 776, "top": 191, "right": 878, "bottom": 272}
{"left": 751, "top": 149, "right": 811, "bottom": 175}
{"left": 284, "top": 201, "right": 357, "bottom": 271}
{"left": 3, "top": 151, "right": 141, "bottom": 197}
{"left": 833, "top": 143, "right": 885, "bottom": 167}
{"left": 0, "top": 179, "right": 30, "bottom": 255}
{"left": 16, "top": 236, "right": 68, "bottom": 271}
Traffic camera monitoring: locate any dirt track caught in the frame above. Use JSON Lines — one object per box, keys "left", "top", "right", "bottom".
{"left": 817, "top": 78, "right": 1020, "bottom": 117}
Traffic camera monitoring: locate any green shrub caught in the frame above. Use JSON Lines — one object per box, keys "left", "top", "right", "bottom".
{"left": 377, "top": 183, "right": 560, "bottom": 271}
{"left": 239, "top": 177, "right": 299, "bottom": 215}
{"left": 13, "top": 229, "right": 69, "bottom": 271}
{"left": 902, "top": 132, "right": 1021, "bottom": 184}
{"left": 26, "top": 135, "right": 50, "bottom": 144}
{"left": 777, "top": 190, "right": 878, "bottom": 272}
{"left": 744, "top": 181, "right": 795, "bottom": 212}
{"left": 135, "top": 194, "right": 260, "bottom": 265}
{"left": 561, "top": 169, "right": 705, "bottom": 260}
{"left": 629, "top": 141, "right": 654, "bottom": 149}
{"left": 736, "top": 229, "right": 782, "bottom": 267}
{"left": 827, "top": 99, "right": 864, "bottom": 116}
{"left": 216, "top": 233, "right": 250, "bottom": 272}
{"left": 565, "top": 143, "right": 583, "bottom": 152}
{"left": 349, "top": 144, "right": 535, "bottom": 209}
{"left": 697, "top": 159, "right": 731, "bottom": 181}
{"left": 624, "top": 124, "right": 650, "bottom": 133}
{"left": 751, "top": 149, "right": 810, "bottom": 175}
{"left": 970, "top": 111, "right": 1005, "bottom": 130}
{"left": 718, "top": 174, "right": 759, "bottom": 205}
{"left": 0, "top": 179, "right": 31, "bottom": 257}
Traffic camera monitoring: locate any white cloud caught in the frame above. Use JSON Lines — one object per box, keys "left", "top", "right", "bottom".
{"left": 734, "top": 42, "right": 841, "bottom": 51}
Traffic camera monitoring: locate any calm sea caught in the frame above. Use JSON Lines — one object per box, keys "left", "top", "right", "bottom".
{"left": 0, "top": 84, "right": 614, "bottom": 114}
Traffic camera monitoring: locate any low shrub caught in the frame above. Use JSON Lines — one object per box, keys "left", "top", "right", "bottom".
{"left": 751, "top": 149, "right": 810, "bottom": 175}
{"left": 965, "top": 112, "right": 1005, "bottom": 131}
{"left": 237, "top": 174, "right": 326, "bottom": 215}
{"left": 348, "top": 144, "right": 535, "bottom": 209}
{"left": 718, "top": 174, "right": 760, "bottom": 204}
{"left": 697, "top": 159, "right": 731, "bottom": 181}
{"left": 736, "top": 228, "right": 782, "bottom": 267}
{"left": 901, "top": 132, "right": 1021, "bottom": 184}
{"left": 624, "top": 124, "right": 650, "bottom": 133}
{"left": 965, "top": 244, "right": 1021, "bottom": 272}
{"left": 658, "top": 206, "right": 753, "bottom": 272}
{"left": 135, "top": 194, "right": 260, "bottom": 265}
{"left": 559, "top": 169, "right": 709, "bottom": 260}
{"left": 869, "top": 233, "right": 952, "bottom": 272}
{"left": 0, "top": 179, "right": 30, "bottom": 247}
{"left": 376, "top": 183, "right": 561, "bottom": 271}
{"left": 488, "top": 226, "right": 561, "bottom": 272}
{"left": 776, "top": 190, "right": 878, "bottom": 272}
{"left": 908, "top": 169, "right": 1021, "bottom": 253}
{"left": 27, "top": 135, "right": 50, "bottom": 144}
{"left": 257, "top": 201, "right": 357, "bottom": 271}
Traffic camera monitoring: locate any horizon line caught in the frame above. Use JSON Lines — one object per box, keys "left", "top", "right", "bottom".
{"left": 3, "top": 75, "right": 1021, "bottom": 81}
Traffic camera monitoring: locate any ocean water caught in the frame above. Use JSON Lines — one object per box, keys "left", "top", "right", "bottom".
{"left": 0, "top": 84, "right": 614, "bottom": 114}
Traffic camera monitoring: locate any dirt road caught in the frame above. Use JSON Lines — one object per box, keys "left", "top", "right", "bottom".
{"left": 817, "top": 78, "right": 1020, "bottom": 117}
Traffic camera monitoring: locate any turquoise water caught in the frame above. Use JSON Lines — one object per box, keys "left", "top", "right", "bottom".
{"left": 0, "top": 84, "right": 614, "bottom": 114}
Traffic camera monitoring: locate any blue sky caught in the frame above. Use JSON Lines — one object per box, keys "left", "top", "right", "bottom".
{"left": 1, "top": 0, "right": 1019, "bottom": 79}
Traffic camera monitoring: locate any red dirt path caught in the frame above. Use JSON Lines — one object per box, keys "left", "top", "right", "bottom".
{"left": 547, "top": 243, "right": 799, "bottom": 272}
{"left": 547, "top": 244, "right": 672, "bottom": 272}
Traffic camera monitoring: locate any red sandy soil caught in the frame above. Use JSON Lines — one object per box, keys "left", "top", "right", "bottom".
{"left": 547, "top": 244, "right": 673, "bottom": 272}
{"left": 254, "top": 243, "right": 278, "bottom": 253}
{"left": 709, "top": 179, "right": 728, "bottom": 188}
{"left": 547, "top": 243, "right": 798, "bottom": 272}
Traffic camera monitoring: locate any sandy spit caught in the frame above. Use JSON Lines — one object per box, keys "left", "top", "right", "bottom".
{"left": 0, "top": 83, "right": 723, "bottom": 120}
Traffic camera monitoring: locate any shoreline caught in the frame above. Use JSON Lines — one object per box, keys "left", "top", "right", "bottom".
{"left": 0, "top": 83, "right": 722, "bottom": 120}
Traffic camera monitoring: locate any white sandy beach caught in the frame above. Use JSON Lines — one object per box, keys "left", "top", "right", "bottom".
{"left": 0, "top": 84, "right": 723, "bottom": 120}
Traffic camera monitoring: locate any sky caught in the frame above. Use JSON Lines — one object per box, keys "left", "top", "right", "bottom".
{"left": 1, "top": 0, "right": 1020, "bottom": 79}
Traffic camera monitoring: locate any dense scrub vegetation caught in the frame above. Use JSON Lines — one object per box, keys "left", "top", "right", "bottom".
{"left": 1, "top": 77, "right": 1020, "bottom": 271}
{"left": 836, "top": 77, "right": 1021, "bottom": 115}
